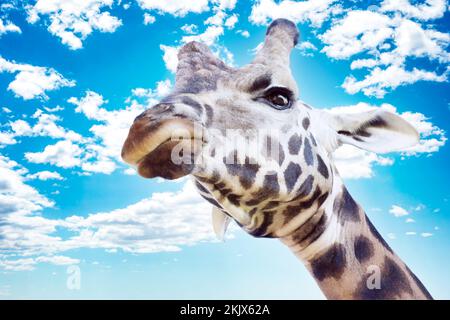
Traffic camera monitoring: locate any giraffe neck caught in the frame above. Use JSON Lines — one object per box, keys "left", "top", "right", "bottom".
{"left": 280, "top": 175, "right": 432, "bottom": 300}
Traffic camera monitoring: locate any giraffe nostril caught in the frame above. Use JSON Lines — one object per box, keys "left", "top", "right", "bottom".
{"left": 134, "top": 104, "right": 174, "bottom": 122}
{"left": 152, "top": 103, "right": 173, "bottom": 114}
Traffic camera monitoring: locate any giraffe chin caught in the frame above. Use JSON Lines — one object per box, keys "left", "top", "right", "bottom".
{"left": 136, "top": 139, "right": 202, "bottom": 180}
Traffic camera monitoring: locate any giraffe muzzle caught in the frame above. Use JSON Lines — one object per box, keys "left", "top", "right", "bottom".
{"left": 121, "top": 116, "right": 204, "bottom": 179}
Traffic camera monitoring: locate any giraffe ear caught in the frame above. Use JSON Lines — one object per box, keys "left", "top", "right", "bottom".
{"left": 328, "top": 110, "right": 419, "bottom": 153}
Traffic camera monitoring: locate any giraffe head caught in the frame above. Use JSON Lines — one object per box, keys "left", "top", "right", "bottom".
{"left": 122, "top": 19, "right": 419, "bottom": 239}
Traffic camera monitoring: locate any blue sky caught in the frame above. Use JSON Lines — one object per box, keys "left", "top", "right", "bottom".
{"left": 0, "top": 0, "right": 449, "bottom": 299}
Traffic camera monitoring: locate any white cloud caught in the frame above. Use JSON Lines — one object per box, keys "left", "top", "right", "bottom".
{"left": 296, "top": 41, "right": 318, "bottom": 56}
{"left": 181, "top": 24, "right": 198, "bottom": 34}
{"left": 390, "top": 205, "right": 410, "bottom": 217}
{"left": 342, "top": 65, "right": 447, "bottom": 98}
{"left": 27, "top": 0, "right": 122, "bottom": 50}
{"left": 25, "top": 140, "right": 83, "bottom": 168}
{"left": 158, "top": 0, "right": 237, "bottom": 73}
{"left": 250, "top": 0, "right": 340, "bottom": 27}
{"left": 143, "top": 13, "right": 156, "bottom": 25}
{"left": 35, "top": 255, "right": 79, "bottom": 265}
{"left": 317, "top": 7, "right": 449, "bottom": 97}
{"left": 320, "top": 10, "right": 393, "bottom": 59}
{"left": 387, "top": 233, "right": 396, "bottom": 239}
{"left": 136, "top": 0, "right": 210, "bottom": 17}
{"left": 328, "top": 102, "right": 446, "bottom": 178}
{"left": 400, "top": 111, "right": 447, "bottom": 155}
{"left": 394, "top": 19, "right": 450, "bottom": 63}
{"left": 0, "top": 18, "right": 21, "bottom": 36}
{"left": 405, "top": 218, "right": 415, "bottom": 223}
{"left": 123, "top": 167, "right": 137, "bottom": 175}
{"left": 182, "top": 25, "right": 224, "bottom": 46}
{"left": 214, "top": 0, "right": 237, "bottom": 11}
{"left": 406, "top": 231, "right": 417, "bottom": 236}
{"left": 13, "top": 81, "right": 168, "bottom": 176}
{"left": 237, "top": 29, "right": 250, "bottom": 38}
{"left": 350, "top": 59, "right": 378, "bottom": 70}
{"left": 249, "top": 2, "right": 449, "bottom": 98}
{"left": 131, "top": 79, "right": 172, "bottom": 100}
{"left": 68, "top": 90, "right": 146, "bottom": 165}
{"left": 0, "top": 56, "right": 75, "bottom": 100}
{"left": 421, "top": 232, "right": 433, "bottom": 238}
{"left": 9, "top": 110, "right": 82, "bottom": 142}
{"left": 62, "top": 180, "right": 215, "bottom": 253}
{"left": 0, "top": 179, "right": 219, "bottom": 267}
{"left": 0, "top": 132, "right": 16, "bottom": 146}
{"left": 160, "top": 45, "right": 179, "bottom": 73}
{"left": 27, "top": 171, "right": 64, "bottom": 181}
{"left": 380, "top": 0, "right": 447, "bottom": 21}
{"left": 224, "top": 14, "right": 238, "bottom": 29}
{"left": 0, "top": 155, "right": 53, "bottom": 211}
{"left": 0, "top": 255, "right": 79, "bottom": 271}
{"left": 333, "top": 144, "right": 393, "bottom": 179}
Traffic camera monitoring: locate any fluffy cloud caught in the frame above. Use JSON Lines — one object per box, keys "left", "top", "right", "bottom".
{"left": 236, "top": 29, "right": 250, "bottom": 38}
{"left": 0, "top": 56, "right": 75, "bottom": 100}
{"left": 44, "top": 84, "right": 168, "bottom": 174}
{"left": 333, "top": 145, "right": 394, "bottom": 179}
{"left": 8, "top": 109, "right": 82, "bottom": 142}
{"left": 320, "top": 10, "right": 393, "bottom": 60}
{"left": 27, "top": 170, "right": 64, "bottom": 181}
{"left": 421, "top": 232, "right": 433, "bottom": 238}
{"left": 250, "top": 0, "right": 340, "bottom": 27}
{"left": 160, "top": 45, "right": 179, "bottom": 73}
{"left": 328, "top": 102, "right": 446, "bottom": 179}
{"left": 143, "top": 13, "right": 156, "bottom": 25}
{"left": 250, "top": 1, "right": 449, "bottom": 98}
{"left": 224, "top": 14, "right": 238, "bottom": 29}
{"left": 25, "top": 140, "right": 83, "bottom": 168}
{"left": 68, "top": 90, "right": 146, "bottom": 162}
{"left": 320, "top": 8, "right": 449, "bottom": 97}
{"left": 342, "top": 65, "right": 447, "bottom": 98}
{"left": 62, "top": 180, "right": 215, "bottom": 253}
{"left": 0, "top": 179, "right": 217, "bottom": 269}
{"left": 5, "top": 79, "right": 169, "bottom": 176}
{"left": 26, "top": 0, "right": 122, "bottom": 50}
{"left": 158, "top": 0, "right": 238, "bottom": 73}
{"left": 136, "top": 0, "right": 210, "bottom": 17}
{"left": 181, "top": 24, "right": 198, "bottom": 34}
{"left": 0, "top": 255, "right": 79, "bottom": 271}
{"left": 380, "top": 0, "right": 447, "bottom": 21}
{"left": 0, "top": 18, "right": 21, "bottom": 36}
{"left": 182, "top": 25, "right": 224, "bottom": 46}
{"left": 296, "top": 41, "right": 318, "bottom": 57}
{"left": 0, "top": 155, "right": 53, "bottom": 213}
{"left": 389, "top": 205, "right": 410, "bottom": 217}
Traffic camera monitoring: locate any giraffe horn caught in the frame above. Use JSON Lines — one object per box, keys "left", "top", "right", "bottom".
{"left": 175, "top": 41, "right": 230, "bottom": 93}
{"left": 212, "top": 207, "right": 231, "bottom": 241}
{"left": 254, "top": 18, "right": 299, "bottom": 66}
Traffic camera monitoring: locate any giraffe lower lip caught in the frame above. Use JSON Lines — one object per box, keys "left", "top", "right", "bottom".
{"left": 136, "top": 139, "right": 202, "bottom": 179}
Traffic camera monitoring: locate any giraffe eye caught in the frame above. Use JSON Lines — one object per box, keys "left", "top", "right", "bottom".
{"left": 269, "top": 93, "right": 289, "bottom": 106}
{"left": 260, "top": 87, "right": 293, "bottom": 110}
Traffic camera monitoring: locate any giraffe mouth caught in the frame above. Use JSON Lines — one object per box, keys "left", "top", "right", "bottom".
{"left": 121, "top": 118, "right": 204, "bottom": 179}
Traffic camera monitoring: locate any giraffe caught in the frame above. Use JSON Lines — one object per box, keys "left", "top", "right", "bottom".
{"left": 121, "top": 19, "right": 432, "bottom": 300}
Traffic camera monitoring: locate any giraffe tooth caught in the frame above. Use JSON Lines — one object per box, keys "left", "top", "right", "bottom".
{"left": 212, "top": 207, "right": 231, "bottom": 241}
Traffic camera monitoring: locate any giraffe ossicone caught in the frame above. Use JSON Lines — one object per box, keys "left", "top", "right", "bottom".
{"left": 122, "top": 19, "right": 431, "bottom": 300}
